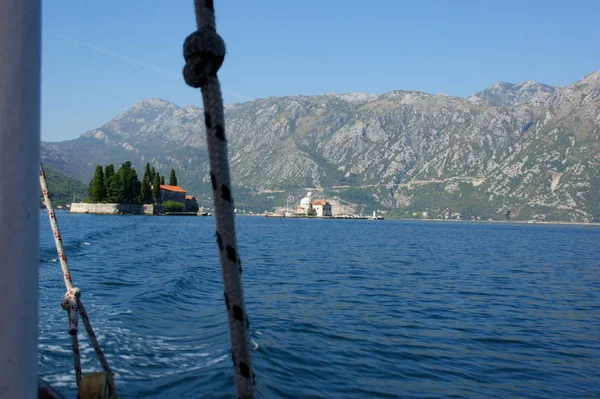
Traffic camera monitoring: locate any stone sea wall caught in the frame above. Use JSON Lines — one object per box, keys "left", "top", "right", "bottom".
{"left": 70, "top": 203, "right": 162, "bottom": 215}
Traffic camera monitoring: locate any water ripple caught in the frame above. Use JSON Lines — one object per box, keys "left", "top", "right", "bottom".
{"left": 39, "top": 214, "right": 600, "bottom": 398}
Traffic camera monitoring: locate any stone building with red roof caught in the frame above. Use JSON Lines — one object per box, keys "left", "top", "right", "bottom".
{"left": 159, "top": 185, "right": 200, "bottom": 212}
{"left": 185, "top": 195, "right": 199, "bottom": 212}
{"left": 160, "top": 185, "right": 186, "bottom": 207}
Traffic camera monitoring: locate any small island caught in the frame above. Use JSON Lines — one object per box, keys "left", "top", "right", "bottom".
{"left": 283, "top": 191, "right": 333, "bottom": 217}
{"left": 70, "top": 161, "right": 199, "bottom": 215}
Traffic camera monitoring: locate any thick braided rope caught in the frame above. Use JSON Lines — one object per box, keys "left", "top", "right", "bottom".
{"left": 183, "top": 1, "right": 255, "bottom": 397}
{"left": 62, "top": 288, "right": 82, "bottom": 385}
{"left": 76, "top": 297, "right": 118, "bottom": 399}
{"left": 39, "top": 168, "right": 74, "bottom": 291}
{"left": 39, "top": 165, "right": 119, "bottom": 398}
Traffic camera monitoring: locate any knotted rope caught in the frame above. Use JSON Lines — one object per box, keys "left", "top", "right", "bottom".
{"left": 183, "top": 1, "right": 255, "bottom": 397}
{"left": 39, "top": 165, "right": 119, "bottom": 398}
{"left": 61, "top": 287, "right": 82, "bottom": 385}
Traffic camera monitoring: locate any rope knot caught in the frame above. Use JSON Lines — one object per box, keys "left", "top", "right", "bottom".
{"left": 183, "top": 28, "right": 226, "bottom": 88}
{"left": 62, "top": 288, "right": 81, "bottom": 336}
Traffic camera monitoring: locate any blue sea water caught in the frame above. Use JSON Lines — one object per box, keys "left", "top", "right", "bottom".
{"left": 39, "top": 213, "right": 600, "bottom": 398}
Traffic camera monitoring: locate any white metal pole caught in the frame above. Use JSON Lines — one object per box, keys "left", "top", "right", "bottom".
{"left": 0, "top": 0, "right": 41, "bottom": 398}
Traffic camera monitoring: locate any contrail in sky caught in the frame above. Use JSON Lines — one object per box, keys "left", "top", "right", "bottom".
{"left": 46, "top": 29, "right": 254, "bottom": 102}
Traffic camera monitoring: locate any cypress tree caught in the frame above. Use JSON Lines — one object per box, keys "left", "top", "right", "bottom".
{"left": 150, "top": 167, "right": 156, "bottom": 182}
{"left": 105, "top": 176, "right": 115, "bottom": 202}
{"left": 152, "top": 173, "right": 161, "bottom": 203}
{"left": 160, "top": 175, "right": 165, "bottom": 185}
{"left": 90, "top": 165, "right": 105, "bottom": 202}
{"left": 116, "top": 161, "right": 142, "bottom": 204}
{"left": 140, "top": 179, "right": 151, "bottom": 204}
{"left": 131, "top": 169, "right": 141, "bottom": 204}
{"left": 118, "top": 162, "right": 130, "bottom": 203}
{"left": 108, "top": 173, "right": 124, "bottom": 203}
{"left": 142, "top": 163, "right": 152, "bottom": 203}
{"left": 169, "top": 169, "right": 178, "bottom": 186}
{"left": 104, "top": 164, "right": 115, "bottom": 196}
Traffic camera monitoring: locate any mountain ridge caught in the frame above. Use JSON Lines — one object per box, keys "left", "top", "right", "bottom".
{"left": 42, "top": 70, "right": 600, "bottom": 222}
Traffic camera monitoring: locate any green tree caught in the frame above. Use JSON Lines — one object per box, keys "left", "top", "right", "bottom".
{"left": 140, "top": 178, "right": 152, "bottom": 204}
{"left": 115, "top": 161, "right": 141, "bottom": 204}
{"left": 104, "top": 164, "right": 115, "bottom": 196}
{"left": 160, "top": 175, "right": 165, "bottom": 185}
{"left": 106, "top": 173, "right": 123, "bottom": 203}
{"left": 163, "top": 200, "right": 184, "bottom": 212}
{"left": 169, "top": 169, "right": 178, "bottom": 186}
{"left": 150, "top": 166, "right": 156, "bottom": 182}
{"left": 152, "top": 173, "right": 161, "bottom": 203}
{"left": 118, "top": 162, "right": 131, "bottom": 203}
{"left": 139, "top": 162, "right": 153, "bottom": 203}
{"left": 87, "top": 165, "right": 105, "bottom": 202}
{"left": 134, "top": 177, "right": 141, "bottom": 204}
{"left": 144, "top": 163, "right": 151, "bottom": 181}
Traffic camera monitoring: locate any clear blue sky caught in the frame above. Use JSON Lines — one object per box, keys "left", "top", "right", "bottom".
{"left": 42, "top": 0, "right": 599, "bottom": 142}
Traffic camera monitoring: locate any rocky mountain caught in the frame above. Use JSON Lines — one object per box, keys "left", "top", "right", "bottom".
{"left": 42, "top": 70, "right": 600, "bottom": 222}
{"left": 470, "top": 81, "right": 556, "bottom": 107}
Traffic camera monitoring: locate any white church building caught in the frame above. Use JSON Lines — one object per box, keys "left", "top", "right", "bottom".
{"left": 296, "top": 192, "right": 333, "bottom": 217}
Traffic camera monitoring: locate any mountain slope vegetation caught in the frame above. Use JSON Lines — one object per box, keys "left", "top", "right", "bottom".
{"left": 41, "top": 71, "right": 600, "bottom": 221}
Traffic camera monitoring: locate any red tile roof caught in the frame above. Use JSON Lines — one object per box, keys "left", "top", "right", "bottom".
{"left": 185, "top": 195, "right": 196, "bottom": 200}
{"left": 311, "top": 200, "right": 330, "bottom": 205}
{"left": 160, "top": 185, "right": 186, "bottom": 193}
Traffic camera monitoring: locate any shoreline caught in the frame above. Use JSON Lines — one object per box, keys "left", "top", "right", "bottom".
{"left": 59, "top": 209, "right": 599, "bottom": 226}
{"left": 246, "top": 213, "right": 600, "bottom": 226}
{"left": 372, "top": 217, "right": 600, "bottom": 227}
